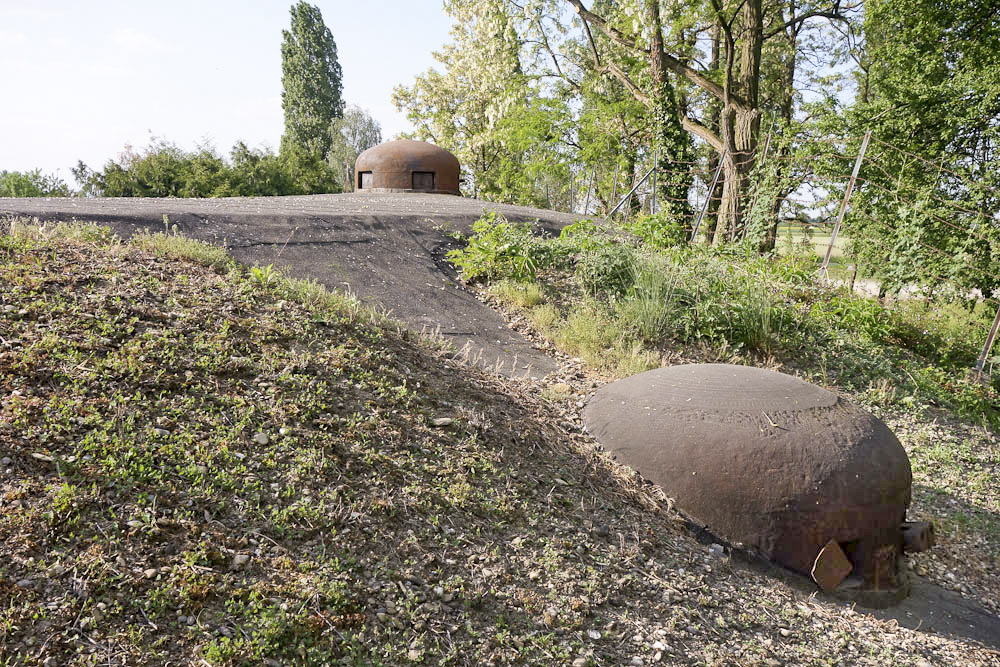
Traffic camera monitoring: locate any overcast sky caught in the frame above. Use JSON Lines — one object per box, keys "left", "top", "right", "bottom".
{"left": 0, "top": 1, "right": 454, "bottom": 181}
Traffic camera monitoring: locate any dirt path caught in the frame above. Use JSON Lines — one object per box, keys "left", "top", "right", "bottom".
{"left": 1, "top": 193, "right": 582, "bottom": 377}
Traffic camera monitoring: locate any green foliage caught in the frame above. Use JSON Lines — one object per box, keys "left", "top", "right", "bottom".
{"left": 73, "top": 139, "right": 339, "bottom": 197}
{"left": 280, "top": 1, "right": 344, "bottom": 162}
{"left": 576, "top": 244, "right": 635, "bottom": 298}
{"left": 250, "top": 264, "right": 279, "bottom": 289}
{"left": 446, "top": 212, "right": 568, "bottom": 282}
{"left": 328, "top": 105, "right": 383, "bottom": 190}
{"left": 623, "top": 211, "right": 689, "bottom": 249}
{"left": 393, "top": 1, "right": 574, "bottom": 205}
{"left": 848, "top": 0, "right": 1000, "bottom": 296}
{"left": 0, "top": 169, "right": 72, "bottom": 197}
{"left": 490, "top": 280, "right": 545, "bottom": 308}
{"left": 453, "top": 215, "right": 998, "bottom": 423}
{"left": 130, "top": 229, "right": 234, "bottom": 273}
{"left": 807, "top": 294, "right": 896, "bottom": 343}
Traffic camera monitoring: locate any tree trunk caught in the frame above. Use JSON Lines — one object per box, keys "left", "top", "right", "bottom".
{"left": 762, "top": 1, "right": 800, "bottom": 252}
{"left": 714, "top": 0, "right": 763, "bottom": 244}
{"left": 646, "top": 0, "right": 691, "bottom": 222}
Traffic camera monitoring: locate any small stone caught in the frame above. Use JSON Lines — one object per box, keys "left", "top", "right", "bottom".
{"left": 16, "top": 578, "right": 33, "bottom": 589}
{"left": 528, "top": 570, "right": 541, "bottom": 581}
{"left": 915, "top": 661, "right": 933, "bottom": 667}
{"left": 433, "top": 586, "right": 444, "bottom": 597}
{"left": 376, "top": 612, "right": 388, "bottom": 623}
{"left": 708, "top": 543, "right": 725, "bottom": 558}
{"left": 572, "top": 658, "right": 589, "bottom": 667}
{"left": 1, "top": 457, "right": 11, "bottom": 466}
{"left": 431, "top": 417, "right": 453, "bottom": 427}
{"left": 630, "top": 658, "right": 644, "bottom": 666}
{"left": 586, "top": 629, "right": 601, "bottom": 640}
{"left": 143, "top": 568, "right": 158, "bottom": 579}
{"left": 152, "top": 428, "right": 170, "bottom": 437}
{"left": 232, "top": 554, "right": 250, "bottom": 570}
{"left": 252, "top": 432, "right": 269, "bottom": 445}
{"left": 652, "top": 640, "right": 666, "bottom": 651}
{"left": 779, "top": 628, "right": 791, "bottom": 637}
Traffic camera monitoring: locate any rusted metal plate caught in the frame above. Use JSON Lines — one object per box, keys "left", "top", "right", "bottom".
{"left": 812, "top": 539, "right": 853, "bottom": 592}
{"left": 582, "top": 364, "right": 913, "bottom": 595}
{"left": 355, "top": 140, "right": 460, "bottom": 195}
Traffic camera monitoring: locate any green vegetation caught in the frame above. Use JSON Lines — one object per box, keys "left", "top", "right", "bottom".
{"left": 72, "top": 139, "right": 342, "bottom": 198}
{"left": 2, "top": 222, "right": 998, "bottom": 664}
{"left": 449, "top": 214, "right": 1000, "bottom": 425}
{"left": 280, "top": 1, "right": 344, "bottom": 163}
{"left": 396, "top": 0, "right": 999, "bottom": 300}
{"left": 0, "top": 169, "right": 72, "bottom": 198}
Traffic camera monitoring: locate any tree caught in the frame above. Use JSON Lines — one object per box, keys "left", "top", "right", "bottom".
{"left": 280, "top": 1, "right": 344, "bottom": 162}
{"left": 566, "top": 0, "right": 856, "bottom": 242}
{"left": 394, "top": 0, "right": 572, "bottom": 205}
{"left": 846, "top": 0, "right": 1000, "bottom": 296}
{"left": 71, "top": 139, "right": 337, "bottom": 198}
{"left": 328, "top": 105, "right": 383, "bottom": 191}
{"left": 0, "top": 170, "right": 72, "bottom": 197}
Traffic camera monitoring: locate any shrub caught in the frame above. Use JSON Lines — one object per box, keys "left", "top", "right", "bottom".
{"left": 623, "top": 211, "right": 688, "bottom": 248}
{"left": 807, "top": 294, "right": 896, "bottom": 342}
{"left": 576, "top": 243, "right": 635, "bottom": 298}
{"left": 447, "top": 212, "right": 565, "bottom": 282}
{"left": 0, "top": 169, "right": 72, "bottom": 197}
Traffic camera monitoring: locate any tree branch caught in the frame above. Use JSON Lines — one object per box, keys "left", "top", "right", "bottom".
{"left": 599, "top": 62, "right": 651, "bottom": 106}
{"left": 764, "top": 2, "right": 860, "bottom": 40}
{"left": 568, "top": 0, "right": 746, "bottom": 109}
{"left": 681, "top": 116, "right": 724, "bottom": 152}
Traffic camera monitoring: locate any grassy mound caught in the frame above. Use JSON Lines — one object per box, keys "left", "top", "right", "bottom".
{"left": 1, "top": 223, "right": 997, "bottom": 665}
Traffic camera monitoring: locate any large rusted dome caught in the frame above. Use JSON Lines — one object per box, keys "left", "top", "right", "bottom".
{"left": 354, "top": 139, "right": 461, "bottom": 195}
{"left": 583, "top": 364, "right": 918, "bottom": 602}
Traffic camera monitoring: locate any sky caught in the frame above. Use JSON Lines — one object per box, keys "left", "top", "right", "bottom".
{"left": 0, "top": 1, "right": 454, "bottom": 181}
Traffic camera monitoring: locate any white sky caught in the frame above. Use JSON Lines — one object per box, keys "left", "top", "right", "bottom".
{"left": 0, "top": 1, "right": 454, "bottom": 181}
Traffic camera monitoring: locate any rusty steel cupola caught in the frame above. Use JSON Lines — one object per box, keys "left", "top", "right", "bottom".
{"left": 354, "top": 139, "right": 461, "bottom": 195}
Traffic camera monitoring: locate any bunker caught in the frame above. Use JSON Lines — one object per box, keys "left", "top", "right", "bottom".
{"left": 583, "top": 364, "right": 933, "bottom": 605}
{"left": 354, "top": 139, "right": 461, "bottom": 195}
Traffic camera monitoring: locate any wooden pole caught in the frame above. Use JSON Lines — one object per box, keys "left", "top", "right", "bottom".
{"left": 821, "top": 131, "right": 871, "bottom": 277}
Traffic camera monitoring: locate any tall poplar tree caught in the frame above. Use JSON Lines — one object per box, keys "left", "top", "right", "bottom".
{"left": 280, "top": 1, "right": 344, "bottom": 161}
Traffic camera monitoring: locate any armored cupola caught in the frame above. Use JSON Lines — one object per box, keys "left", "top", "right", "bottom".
{"left": 354, "top": 139, "right": 461, "bottom": 195}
